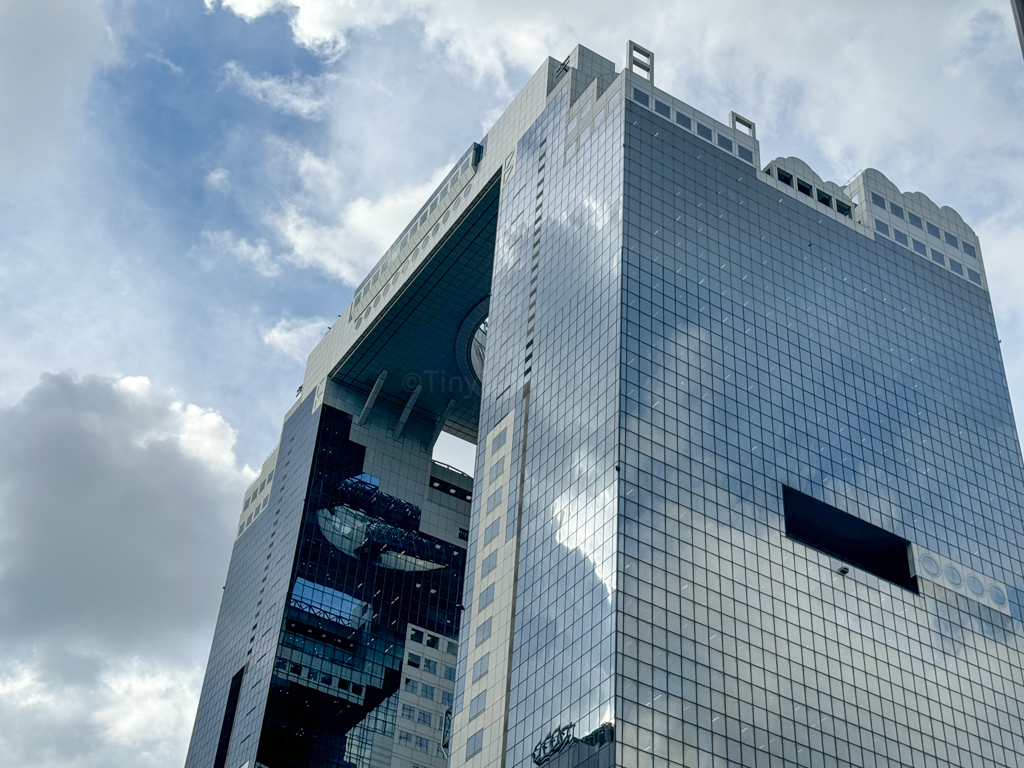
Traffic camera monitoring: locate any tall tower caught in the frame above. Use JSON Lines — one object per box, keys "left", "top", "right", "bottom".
{"left": 186, "top": 44, "right": 1024, "bottom": 768}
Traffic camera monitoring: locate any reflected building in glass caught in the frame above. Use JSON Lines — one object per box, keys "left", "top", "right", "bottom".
{"left": 186, "top": 43, "right": 1024, "bottom": 768}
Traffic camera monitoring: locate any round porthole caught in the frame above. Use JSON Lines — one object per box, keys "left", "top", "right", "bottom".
{"left": 920, "top": 555, "right": 940, "bottom": 577}
{"left": 967, "top": 575, "right": 984, "bottom": 597}
{"left": 944, "top": 565, "right": 963, "bottom": 588}
{"left": 469, "top": 318, "right": 488, "bottom": 382}
{"left": 989, "top": 585, "right": 1007, "bottom": 606}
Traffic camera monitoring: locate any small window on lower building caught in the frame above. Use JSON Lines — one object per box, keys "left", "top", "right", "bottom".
{"left": 797, "top": 179, "right": 812, "bottom": 196}
{"left": 654, "top": 100, "right": 671, "bottom": 117}
{"left": 484, "top": 519, "right": 501, "bottom": 544}
{"left": 423, "top": 659, "right": 437, "bottom": 675}
{"left": 927, "top": 222, "right": 941, "bottom": 238}
{"left": 633, "top": 89, "right": 649, "bottom": 106}
{"left": 889, "top": 202, "right": 904, "bottom": 219}
{"left": 472, "top": 654, "right": 490, "bottom": 682}
{"left": 467, "top": 730, "right": 484, "bottom": 758}
{"left": 777, "top": 168, "right": 793, "bottom": 186}
{"left": 399, "top": 731, "right": 412, "bottom": 747}
{"left": 469, "top": 691, "right": 487, "bottom": 720}
{"left": 968, "top": 268, "right": 982, "bottom": 284}
{"left": 421, "top": 684, "right": 435, "bottom": 700}
{"left": 697, "top": 123, "right": 713, "bottom": 140}
{"left": 949, "top": 259, "right": 964, "bottom": 275}
{"left": 426, "top": 635, "right": 440, "bottom": 649}
{"left": 931, "top": 249, "right": 945, "bottom": 265}
{"left": 481, "top": 551, "right": 498, "bottom": 577}
{"left": 717, "top": 134, "right": 733, "bottom": 152}
{"left": 912, "top": 239, "right": 927, "bottom": 255}
{"left": 478, "top": 584, "right": 495, "bottom": 610}
{"left": 476, "top": 618, "right": 493, "bottom": 646}
{"left": 737, "top": 145, "right": 754, "bottom": 163}
{"left": 871, "top": 192, "right": 886, "bottom": 208}
{"left": 418, "top": 711, "right": 432, "bottom": 727}
{"left": 893, "top": 229, "right": 908, "bottom": 246}
{"left": 816, "top": 189, "right": 832, "bottom": 208}
{"left": 908, "top": 212, "right": 923, "bottom": 229}
{"left": 402, "top": 704, "right": 416, "bottom": 720}
{"left": 404, "top": 679, "right": 418, "bottom": 695}
{"left": 410, "top": 629, "right": 424, "bottom": 644}
{"left": 962, "top": 242, "right": 977, "bottom": 258}
{"left": 442, "top": 690, "right": 454, "bottom": 707}
{"left": 407, "top": 653, "right": 421, "bottom": 668}
{"left": 836, "top": 200, "right": 852, "bottom": 217}
{"left": 945, "top": 232, "right": 959, "bottom": 249}
{"left": 444, "top": 665, "right": 457, "bottom": 681}
{"left": 875, "top": 220, "right": 889, "bottom": 236}
{"left": 675, "top": 112, "right": 692, "bottom": 130}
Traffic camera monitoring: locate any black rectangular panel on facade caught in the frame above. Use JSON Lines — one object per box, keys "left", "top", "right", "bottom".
{"left": 782, "top": 486, "right": 917, "bottom": 593}
{"left": 213, "top": 666, "right": 246, "bottom": 768}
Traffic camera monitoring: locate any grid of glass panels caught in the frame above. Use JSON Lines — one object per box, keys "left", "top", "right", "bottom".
{"left": 465, "top": 82, "right": 627, "bottom": 767}
{"left": 614, "top": 99, "right": 1024, "bottom": 768}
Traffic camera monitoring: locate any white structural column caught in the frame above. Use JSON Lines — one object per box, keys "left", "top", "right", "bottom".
{"left": 452, "top": 408, "right": 523, "bottom": 768}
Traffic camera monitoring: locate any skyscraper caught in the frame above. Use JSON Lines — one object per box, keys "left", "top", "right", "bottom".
{"left": 186, "top": 43, "right": 1024, "bottom": 768}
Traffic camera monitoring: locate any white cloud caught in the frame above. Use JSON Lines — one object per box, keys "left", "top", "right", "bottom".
{"left": 201, "top": 229, "right": 281, "bottom": 276}
{"left": 266, "top": 142, "right": 451, "bottom": 284}
{"left": 0, "top": 0, "right": 116, "bottom": 176}
{"left": 223, "top": 60, "right": 333, "bottom": 119}
{"left": 0, "top": 657, "right": 203, "bottom": 768}
{"left": 144, "top": 52, "right": 183, "bottom": 75}
{"left": 92, "top": 660, "right": 202, "bottom": 754}
{"left": 261, "top": 315, "right": 330, "bottom": 362}
{"left": 214, "top": 0, "right": 400, "bottom": 59}
{"left": 204, "top": 168, "right": 230, "bottom": 192}
{"left": 0, "top": 372, "right": 251, "bottom": 767}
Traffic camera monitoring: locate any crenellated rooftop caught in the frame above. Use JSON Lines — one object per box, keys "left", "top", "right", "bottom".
{"left": 758, "top": 158, "right": 986, "bottom": 289}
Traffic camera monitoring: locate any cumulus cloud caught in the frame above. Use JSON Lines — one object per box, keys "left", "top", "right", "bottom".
{"left": 261, "top": 315, "right": 330, "bottom": 362}
{"left": 0, "top": 373, "right": 252, "bottom": 768}
{"left": 223, "top": 60, "right": 334, "bottom": 119}
{"left": 0, "top": 0, "right": 116, "bottom": 176}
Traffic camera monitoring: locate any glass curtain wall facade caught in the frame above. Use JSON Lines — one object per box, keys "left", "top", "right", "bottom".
{"left": 186, "top": 43, "right": 1024, "bottom": 768}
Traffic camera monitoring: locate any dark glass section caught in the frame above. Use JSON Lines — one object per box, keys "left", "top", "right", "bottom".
{"left": 783, "top": 486, "right": 917, "bottom": 592}
{"left": 213, "top": 667, "right": 245, "bottom": 768}
{"left": 256, "top": 404, "right": 465, "bottom": 767}
{"left": 429, "top": 475, "right": 474, "bottom": 502}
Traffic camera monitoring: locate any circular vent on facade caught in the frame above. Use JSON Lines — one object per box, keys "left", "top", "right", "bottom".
{"left": 944, "top": 565, "right": 963, "bottom": 588}
{"left": 920, "top": 554, "right": 941, "bottom": 577}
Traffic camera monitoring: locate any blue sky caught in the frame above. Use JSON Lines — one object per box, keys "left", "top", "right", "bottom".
{"left": 0, "top": 1, "right": 1022, "bottom": 765}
